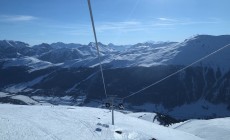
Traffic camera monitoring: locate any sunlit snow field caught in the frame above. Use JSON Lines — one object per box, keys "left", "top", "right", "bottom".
{"left": 0, "top": 104, "right": 204, "bottom": 140}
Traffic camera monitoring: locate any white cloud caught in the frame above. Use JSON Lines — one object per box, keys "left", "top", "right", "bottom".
{"left": 157, "top": 17, "right": 178, "bottom": 22}
{"left": 95, "top": 18, "right": 220, "bottom": 33}
{"left": 155, "top": 17, "right": 221, "bottom": 26}
{"left": 49, "top": 21, "right": 143, "bottom": 34}
{"left": 48, "top": 17, "right": 221, "bottom": 36}
{"left": 96, "top": 21, "right": 142, "bottom": 32}
{"left": 0, "top": 15, "right": 38, "bottom": 22}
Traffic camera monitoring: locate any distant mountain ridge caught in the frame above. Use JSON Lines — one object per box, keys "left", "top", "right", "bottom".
{"left": 1, "top": 35, "right": 230, "bottom": 120}
{"left": 1, "top": 35, "right": 230, "bottom": 70}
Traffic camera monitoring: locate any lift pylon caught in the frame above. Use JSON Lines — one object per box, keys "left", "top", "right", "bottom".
{"left": 104, "top": 95, "right": 124, "bottom": 125}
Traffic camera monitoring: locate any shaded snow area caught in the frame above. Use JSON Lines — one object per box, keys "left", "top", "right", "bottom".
{"left": 2, "top": 57, "right": 54, "bottom": 72}
{"left": 4, "top": 75, "right": 48, "bottom": 93}
{"left": 0, "top": 104, "right": 203, "bottom": 140}
{"left": 31, "top": 96, "right": 77, "bottom": 105}
{"left": 0, "top": 93, "right": 78, "bottom": 106}
{"left": 10, "top": 95, "right": 38, "bottom": 105}
{"left": 0, "top": 92, "right": 39, "bottom": 105}
{"left": 0, "top": 92, "right": 10, "bottom": 98}
{"left": 168, "top": 35, "right": 230, "bottom": 73}
{"left": 171, "top": 117, "right": 230, "bottom": 140}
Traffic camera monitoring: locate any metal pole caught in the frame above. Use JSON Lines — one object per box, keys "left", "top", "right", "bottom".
{"left": 107, "top": 95, "right": 117, "bottom": 125}
{"left": 112, "top": 98, "right": 114, "bottom": 125}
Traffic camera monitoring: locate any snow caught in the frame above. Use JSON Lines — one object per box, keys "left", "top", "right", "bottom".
{"left": 11, "top": 95, "right": 38, "bottom": 105}
{"left": 105, "top": 43, "right": 179, "bottom": 68}
{"left": 169, "top": 35, "right": 230, "bottom": 72}
{"left": 2, "top": 35, "right": 230, "bottom": 72}
{"left": 63, "top": 36, "right": 229, "bottom": 69}
{"left": 0, "top": 40, "right": 30, "bottom": 48}
{"left": 0, "top": 93, "right": 49, "bottom": 105}
{"left": 3, "top": 56, "right": 54, "bottom": 72}
{"left": 61, "top": 57, "right": 97, "bottom": 69}
{"left": 0, "top": 92, "right": 10, "bottom": 98}
{"left": 31, "top": 96, "right": 76, "bottom": 105}
{"left": 57, "top": 42, "right": 180, "bottom": 68}
{"left": 4, "top": 86, "right": 25, "bottom": 94}
{"left": 0, "top": 104, "right": 203, "bottom": 140}
{"left": 171, "top": 117, "right": 230, "bottom": 140}
{"left": 4, "top": 75, "right": 48, "bottom": 93}
{"left": 103, "top": 35, "right": 230, "bottom": 70}
{"left": 6, "top": 40, "right": 13, "bottom": 47}
{"left": 59, "top": 35, "right": 230, "bottom": 72}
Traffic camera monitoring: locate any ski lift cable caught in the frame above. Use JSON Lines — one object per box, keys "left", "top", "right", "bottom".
{"left": 122, "top": 43, "right": 230, "bottom": 99}
{"left": 87, "top": 0, "right": 107, "bottom": 98}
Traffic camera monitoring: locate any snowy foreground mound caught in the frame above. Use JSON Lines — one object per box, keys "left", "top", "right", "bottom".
{"left": 0, "top": 104, "right": 203, "bottom": 140}
{"left": 171, "top": 118, "right": 230, "bottom": 140}
{"left": 128, "top": 112, "right": 230, "bottom": 140}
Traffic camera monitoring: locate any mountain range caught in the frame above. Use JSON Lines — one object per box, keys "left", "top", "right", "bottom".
{"left": 1, "top": 35, "right": 230, "bottom": 120}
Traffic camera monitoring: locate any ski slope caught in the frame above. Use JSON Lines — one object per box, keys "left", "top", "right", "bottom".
{"left": 172, "top": 118, "right": 230, "bottom": 140}
{"left": 0, "top": 104, "right": 203, "bottom": 140}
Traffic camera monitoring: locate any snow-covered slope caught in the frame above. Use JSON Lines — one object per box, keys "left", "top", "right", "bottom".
{"left": 169, "top": 35, "right": 230, "bottom": 71}
{"left": 0, "top": 40, "right": 30, "bottom": 48}
{"left": 51, "top": 42, "right": 83, "bottom": 49}
{"left": 0, "top": 92, "right": 10, "bottom": 98}
{"left": 171, "top": 117, "right": 230, "bottom": 140}
{"left": 59, "top": 35, "right": 230, "bottom": 69}
{"left": 108, "top": 43, "right": 131, "bottom": 51}
{"left": 60, "top": 41, "right": 179, "bottom": 68}
{"left": 2, "top": 56, "right": 55, "bottom": 72}
{"left": 10, "top": 95, "right": 38, "bottom": 105}
{"left": 0, "top": 104, "right": 203, "bottom": 140}
{"left": 105, "top": 42, "right": 179, "bottom": 67}
{"left": 97, "top": 35, "right": 230, "bottom": 69}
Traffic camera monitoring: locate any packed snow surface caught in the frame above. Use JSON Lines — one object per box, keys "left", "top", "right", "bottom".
{"left": 0, "top": 104, "right": 203, "bottom": 140}
{"left": 172, "top": 117, "right": 230, "bottom": 140}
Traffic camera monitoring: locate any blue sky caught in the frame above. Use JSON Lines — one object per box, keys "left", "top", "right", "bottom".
{"left": 0, "top": 0, "right": 229, "bottom": 45}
